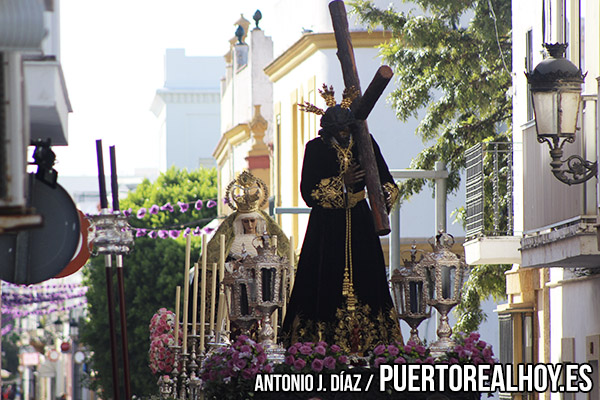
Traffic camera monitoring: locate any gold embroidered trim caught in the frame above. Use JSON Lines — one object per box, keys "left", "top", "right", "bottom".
{"left": 332, "top": 137, "right": 354, "bottom": 175}
{"left": 282, "top": 300, "right": 403, "bottom": 355}
{"left": 311, "top": 175, "right": 345, "bottom": 208}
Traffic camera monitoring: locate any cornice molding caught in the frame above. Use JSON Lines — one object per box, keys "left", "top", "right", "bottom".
{"left": 213, "top": 123, "right": 251, "bottom": 165}
{"left": 264, "top": 30, "right": 391, "bottom": 83}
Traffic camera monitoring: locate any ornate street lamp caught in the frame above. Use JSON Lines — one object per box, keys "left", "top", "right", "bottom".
{"left": 390, "top": 245, "right": 430, "bottom": 345}
{"left": 245, "top": 234, "right": 286, "bottom": 347}
{"left": 526, "top": 42, "right": 596, "bottom": 185}
{"left": 420, "top": 232, "right": 468, "bottom": 357}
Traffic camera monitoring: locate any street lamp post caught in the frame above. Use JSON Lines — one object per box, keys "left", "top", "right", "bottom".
{"left": 526, "top": 42, "right": 597, "bottom": 185}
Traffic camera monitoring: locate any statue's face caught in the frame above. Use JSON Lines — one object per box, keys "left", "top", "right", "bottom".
{"left": 332, "top": 126, "right": 351, "bottom": 147}
{"left": 241, "top": 217, "right": 257, "bottom": 234}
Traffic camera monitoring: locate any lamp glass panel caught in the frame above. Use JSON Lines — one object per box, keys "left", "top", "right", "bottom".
{"left": 409, "top": 281, "right": 422, "bottom": 313}
{"left": 558, "top": 91, "right": 581, "bottom": 135}
{"left": 441, "top": 266, "right": 454, "bottom": 299}
{"left": 394, "top": 283, "right": 406, "bottom": 314}
{"left": 532, "top": 91, "right": 558, "bottom": 135}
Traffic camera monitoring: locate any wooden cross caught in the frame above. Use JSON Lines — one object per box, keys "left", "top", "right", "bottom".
{"left": 329, "top": 0, "right": 394, "bottom": 235}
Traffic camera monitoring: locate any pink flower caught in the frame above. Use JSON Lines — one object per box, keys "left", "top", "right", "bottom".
{"left": 449, "top": 357, "right": 459, "bottom": 364}
{"left": 374, "top": 357, "right": 387, "bottom": 367}
{"left": 264, "top": 364, "right": 273, "bottom": 373}
{"left": 149, "top": 231, "right": 158, "bottom": 239}
{"left": 288, "top": 346, "right": 298, "bottom": 355}
{"left": 323, "top": 356, "right": 336, "bottom": 370}
{"left": 241, "top": 369, "right": 253, "bottom": 379}
{"left": 149, "top": 205, "right": 159, "bottom": 214}
{"left": 478, "top": 340, "right": 487, "bottom": 348}
{"left": 240, "top": 345, "right": 251, "bottom": 353}
{"left": 257, "top": 353, "right": 267, "bottom": 364}
{"left": 169, "top": 230, "right": 180, "bottom": 239}
{"left": 388, "top": 345, "right": 399, "bottom": 356}
{"left": 136, "top": 229, "right": 147, "bottom": 237}
{"left": 337, "top": 355, "right": 348, "bottom": 364}
{"left": 293, "top": 359, "right": 306, "bottom": 371}
{"left": 374, "top": 344, "right": 386, "bottom": 356}
{"left": 311, "top": 358, "right": 324, "bottom": 372}
{"left": 415, "top": 345, "right": 427, "bottom": 356}
{"left": 330, "top": 344, "right": 341, "bottom": 353}
{"left": 394, "top": 357, "right": 406, "bottom": 364}
{"left": 314, "top": 345, "right": 326, "bottom": 356}
{"left": 195, "top": 200, "right": 203, "bottom": 210}
{"left": 136, "top": 208, "right": 147, "bottom": 219}
{"left": 178, "top": 202, "right": 189, "bottom": 213}
{"left": 234, "top": 358, "right": 247, "bottom": 370}
{"left": 160, "top": 202, "right": 174, "bottom": 212}
{"left": 207, "top": 200, "right": 217, "bottom": 208}
{"left": 158, "top": 230, "right": 168, "bottom": 239}
{"left": 299, "top": 344, "right": 312, "bottom": 355}
{"left": 285, "top": 355, "right": 295, "bottom": 365}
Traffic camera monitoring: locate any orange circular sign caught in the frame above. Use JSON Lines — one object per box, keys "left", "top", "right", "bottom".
{"left": 54, "top": 210, "right": 91, "bottom": 279}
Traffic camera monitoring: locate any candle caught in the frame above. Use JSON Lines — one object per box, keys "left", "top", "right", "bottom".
{"left": 216, "top": 234, "right": 226, "bottom": 336}
{"left": 288, "top": 236, "right": 295, "bottom": 293}
{"left": 190, "top": 238, "right": 198, "bottom": 335}
{"left": 272, "top": 235, "right": 277, "bottom": 250}
{"left": 182, "top": 240, "right": 191, "bottom": 353}
{"left": 200, "top": 260, "right": 207, "bottom": 352}
{"left": 174, "top": 286, "right": 181, "bottom": 345}
{"left": 210, "top": 263, "right": 217, "bottom": 334}
{"left": 95, "top": 140, "right": 108, "bottom": 209}
{"left": 281, "top": 267, "right": 288, "bottom": 321}
{"left": 273, "top": 309, "right": 278, "bottom": 341}
{"left": 109, "top": 145, "right": 119, "bottom": 211}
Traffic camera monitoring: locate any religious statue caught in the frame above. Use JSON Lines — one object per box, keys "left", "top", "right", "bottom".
{"left": 280, "top": 84, "right": 402, "bottom": 354}
{"left": 203, "top": 170, "right": 290, "bottom": 267}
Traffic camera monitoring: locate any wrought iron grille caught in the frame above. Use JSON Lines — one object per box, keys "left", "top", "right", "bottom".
{"left": 465, "top": 142, "right": 513, "bottom": 239}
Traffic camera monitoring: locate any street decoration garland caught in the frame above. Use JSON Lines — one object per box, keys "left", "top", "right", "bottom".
{"left": 94, "top": 198, "right": 220, "bottom": 240}
{"left": 1, "top": 282, "right": 88, "bottom": 335}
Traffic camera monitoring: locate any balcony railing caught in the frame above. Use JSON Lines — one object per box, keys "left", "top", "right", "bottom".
{"left": 465, "top": 142, "right": 513, "bottom": 240}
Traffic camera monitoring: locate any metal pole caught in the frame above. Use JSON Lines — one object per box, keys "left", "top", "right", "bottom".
{"left": 434, "top": 161, "right": 447, "bottom": 234}
{"left": 116, "top": 255, "right": 132, "bottom": 400}
{"left": 105, "top": 255, "right": 121, "bottom": 400}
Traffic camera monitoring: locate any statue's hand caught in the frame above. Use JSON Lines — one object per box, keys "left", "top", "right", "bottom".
{"left": 343, "top": 163, "right": 365, "bottom": 187}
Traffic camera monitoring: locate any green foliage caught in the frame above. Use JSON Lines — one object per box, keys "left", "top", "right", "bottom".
{"left": 79, "top": 167, "right": 217, "bottom": 398}
{"left": 1, "top": 332, "right": 20, "bottom": 375}
{"left": 351, "top": 0, "right": 512, "bottom": 331}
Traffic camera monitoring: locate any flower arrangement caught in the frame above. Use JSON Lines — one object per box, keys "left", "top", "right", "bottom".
{"left": 369, "top": 340, "right": 435, "bottom": 367}
{"left": 149, "top": 334, "right": 177, "bottom": 374}
{"left": 148, "top": 308, "right": 180, "bottom": 375}
{"left": 442, "top": 332, "right": 497, "bottom": 365}
{"left": 200, "top": 335, "right": 273, "bottom": 399}
{"left": 278, "top": 341, "right": 350, "bottom": 374}
{"left": 149, "top": 308, "right": 176, "bottom": 340}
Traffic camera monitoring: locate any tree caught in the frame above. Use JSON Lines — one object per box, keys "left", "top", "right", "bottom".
{"left": 80, "top": 167, "right": 217, "bottom": 398}
{"left": 351, "top": 0, "right": 512, "bottom": 332}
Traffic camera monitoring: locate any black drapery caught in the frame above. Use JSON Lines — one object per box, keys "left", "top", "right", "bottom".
{"left": 281, "top": 134, "right": 402, "bottom": 352}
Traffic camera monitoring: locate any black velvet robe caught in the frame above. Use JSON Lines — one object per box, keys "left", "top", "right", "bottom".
{"left": 281, "top": 134, "right": 402, "bottom": 352}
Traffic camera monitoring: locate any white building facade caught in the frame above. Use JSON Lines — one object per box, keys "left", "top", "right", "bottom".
{"left": 468, "top": 1, "right": 600, "bottom": 399}
{"left": 151, "top": 49, "right": 224, "bottom": 172}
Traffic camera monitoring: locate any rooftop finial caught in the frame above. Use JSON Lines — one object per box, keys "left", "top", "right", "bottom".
{"left": 253, "top": 9, "right": 262, "bottom": 29}
{"left": 235, "top": 25, "right": 245, "bottom": 44}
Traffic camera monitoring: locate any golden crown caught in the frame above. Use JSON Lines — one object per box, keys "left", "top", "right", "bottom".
{"left": 298, "top": 84, "right": 359, "bottom": 115}
{"left": 225, "top": 170, "right": 269, "bottom": 213}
